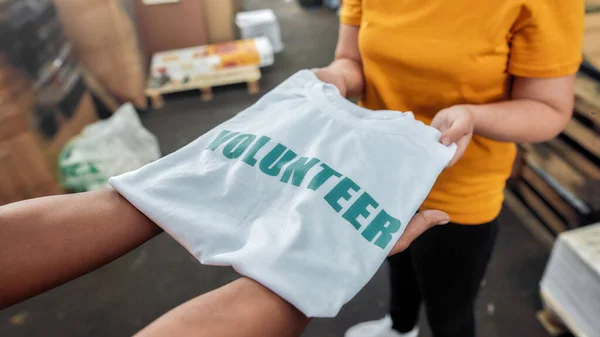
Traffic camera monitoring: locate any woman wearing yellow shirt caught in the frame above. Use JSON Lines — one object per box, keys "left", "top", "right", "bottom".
{"left": 314, "top": 1, "right": 584, "bottom": 336}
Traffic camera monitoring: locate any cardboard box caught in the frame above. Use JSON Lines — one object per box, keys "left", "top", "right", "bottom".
{"left": 0, "top": 63, "right": 35, "bottom": 149}
{"left": 54, "top": 0, "right": 147, "bottom": 109}
{"left": 0, "top": 132, "right": 63, "bottom": 205}
{"left": 150, "top": 38, "right": 274, "bottom": 81}
{"left": 0, "top": 143, "right": 28, "bottom": 204}
{"left": 0, "top": 110, "right": 30, "bottom": 142}
{"left": 134, "top": 0, "right": 209, "bottom": 62}
{"left": 0, "top": 89, "right": 97, "bottom": 205}
{"left": 204, "top": 0, "right": 239, "bottom": 43}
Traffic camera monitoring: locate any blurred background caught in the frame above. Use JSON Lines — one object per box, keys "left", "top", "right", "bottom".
{"left": 1, "top": 0, "right": 600, "bottom": 336}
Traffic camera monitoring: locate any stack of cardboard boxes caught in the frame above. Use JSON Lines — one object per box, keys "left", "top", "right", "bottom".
{"left": 0, "top": 1, "right": 98, "bottom": 205}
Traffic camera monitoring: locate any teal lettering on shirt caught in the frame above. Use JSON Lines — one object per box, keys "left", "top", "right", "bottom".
{"left": 242, "top": 136, "right": 271, "bottom": 167}
{"left": 342, "top": 192, "right": 379, "bottom": 230}
{"left": 223, "top": 134, "right": 257, "bottom": 159}
{"left": 206, "top": 130, "right": 240, "bottom": 151}
{"left": 259, "top": 144, "right": 298, "bottom": 176}
{"left": 280, "top": 157, "right": 321, "bottom": 186}
{"left": 324, "top": 177, "right": 360, "bottom": 212}
{"left": 306, "top": 163, "right": 342, "bottom": 191}
{"left": 362, "top": 210, "right": 402, "bottom": 249}
{"left": 205, "top": 130, "right": 403, "bottom": 250}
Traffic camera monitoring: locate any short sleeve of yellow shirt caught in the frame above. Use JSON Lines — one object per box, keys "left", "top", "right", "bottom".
{"left": 508, "top": 1, "right": 584, "bottom": 77}
{"left": 340, "top": 0, "right": 362, "bottom": 26}
{"left": 339, "top": 0, "right": 584, "bottom": 224}
{"left": 342, "top": 1, "right": 583, "bottom": 78}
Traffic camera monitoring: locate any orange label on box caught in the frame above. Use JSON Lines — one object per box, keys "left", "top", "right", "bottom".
{"left": 194, "top": 40, "right": 260, "bottom": 69}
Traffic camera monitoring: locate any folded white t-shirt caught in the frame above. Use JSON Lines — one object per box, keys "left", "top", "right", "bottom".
{"left": 109, "top": 70, "right": 456, "bottom": 317}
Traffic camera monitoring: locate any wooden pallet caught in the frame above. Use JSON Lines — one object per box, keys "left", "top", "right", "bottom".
{"left": 145, "top": 66, "right": 261, "bottom": 109}
{"left": 508, "top": 73, "right": 600, "bottom": 237}
{"left": 537, "top": 310, "right": 569, "bottom": 337}
{"left": 537, "top": 290, "right": 586, "bottom": 337}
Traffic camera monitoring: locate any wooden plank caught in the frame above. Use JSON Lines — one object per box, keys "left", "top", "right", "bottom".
{"left": 563, "top": 118, "right": 600, "bottom": 159}
{"left": 522, "top": 144, "right": 591, "bottom": 215}
{"left": 200, "top": 87, "right": 213, "bottom": 101}
{"left": 508, "top": 146, "right": 526, "bottom": 186}
{"left": 584, "top": 12, "right": 600, "bottom": 69}
{"left": 579, "top": 179, "right": 600, "bottom": 213}
{"left": 521, "top": 165, "right": 581, "bottom": 227}
{"left": 540, "top": 290, "right": 587, "bottom": 337}
{"left": 536, "top": 310, "right": 567, "bottom": 337}
{"left": 504, "top": 190, "right": 554, "bottom": 250}
{"left": 516, "top": 181, "right": 568, "bottom": 235}
{"left": 546, "top": 138, "right": 600, "bottom": 180}
{"left": 574, "top": 75, "right": 600, "bottom": 130}
{"left": 145, "top": 66, "right": 261, "bottom": 96}
{"left": 149, "top": 94, "right": 165, "bottom": 109}
{"left": 521, "top": 144, "right": 587, "bottom": 198}
{"left": 574, "top": 98, "right": 600, "bottom": 134}
{"left": 247, "top": 80, "right": 260, "bottom": 94}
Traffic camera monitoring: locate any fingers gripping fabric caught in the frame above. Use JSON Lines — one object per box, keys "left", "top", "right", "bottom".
{"left": 109, "top": 71, "right": 456, "bottom": 317}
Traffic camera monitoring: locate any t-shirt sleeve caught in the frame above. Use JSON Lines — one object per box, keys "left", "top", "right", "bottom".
{"left": 340, "top": 0, "right": 362, "bottom": 26}
{"left": 507, "top": 0, "right": 585, "bottom": 78}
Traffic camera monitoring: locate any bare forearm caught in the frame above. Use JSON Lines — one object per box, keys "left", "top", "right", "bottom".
{"left": 468, "top": 98, "right": 572, "bottom": 143}
{"left": 0, "top": 189, "right": 160, "bottom": 308}
{"left": 316, "top": 23, "right": 364, "bottom": 98}
{"left": 468, "top": 74, "right": 575, "bottom": 143}
{"left": 135, "top": 277, "right": 310, "bottom": 337}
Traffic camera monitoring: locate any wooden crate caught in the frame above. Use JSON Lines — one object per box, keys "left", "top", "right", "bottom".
{"left": 508, "top": 74, "right": 600, "bottom": 238}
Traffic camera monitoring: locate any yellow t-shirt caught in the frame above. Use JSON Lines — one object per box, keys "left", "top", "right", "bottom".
{"left": 341, "top": 0, "right": 584, "bottom": 224}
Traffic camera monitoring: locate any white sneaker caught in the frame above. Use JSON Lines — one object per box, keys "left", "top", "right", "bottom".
{"left": 344, "top": 315, "right": 419, "bottom": 337}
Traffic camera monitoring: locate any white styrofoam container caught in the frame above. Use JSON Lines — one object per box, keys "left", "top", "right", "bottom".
{"left": 254, "top": 36, "right": 275, "bottom": 67}
{"left": 236, "top": 9, "right": 283, "bottom": 53}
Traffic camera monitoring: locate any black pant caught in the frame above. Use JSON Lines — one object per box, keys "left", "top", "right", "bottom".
{"left": 389, "top": 220, "right": 498, "bottom": 337}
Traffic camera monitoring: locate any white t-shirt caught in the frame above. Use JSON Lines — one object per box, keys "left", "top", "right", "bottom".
{"left": 109, "top": 70, "right": 456, "bottom": 317}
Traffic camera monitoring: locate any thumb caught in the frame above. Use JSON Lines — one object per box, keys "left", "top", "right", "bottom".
{"left": 388, "top": 210, "right": 450, "bottom": 256}
{"left": 312, "top": 67, "right": 347, "bottom": 97}
{"left": 439, "top": 118, "right": 469, "bottom": 146}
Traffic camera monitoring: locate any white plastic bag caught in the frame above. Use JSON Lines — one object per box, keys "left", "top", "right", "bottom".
{"left": 59, "top": 103, "right": 160, "bottom": 191}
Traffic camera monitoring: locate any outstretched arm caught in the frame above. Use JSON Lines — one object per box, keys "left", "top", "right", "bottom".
{"left": 1, "top": 187, "right": 446, "bottom": 337}
{"left": 134, "top": 210, "right": 448, "bottom": 337}
{"left": 0, "top": 188, "right": 161, "bottom": 308}
{"left": 135, "top": 277, "right": 310, "bottom": 337}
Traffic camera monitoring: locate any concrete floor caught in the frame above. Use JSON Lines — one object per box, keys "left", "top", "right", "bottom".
{"left": 1, "top": 1, "right": 554, "bottom": 336}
